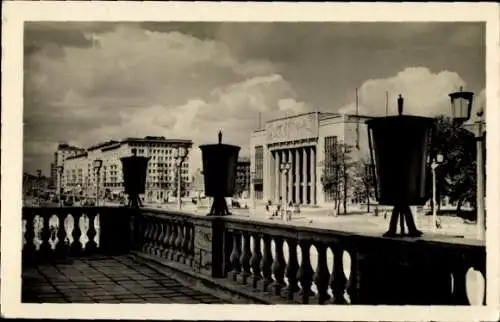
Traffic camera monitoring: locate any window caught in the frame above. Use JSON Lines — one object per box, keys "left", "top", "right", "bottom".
{"left": 254, "top": 146, "right": 264, "bottom": 200}
{"left": 324, "top": 136, "right": 338, "bottom": 202}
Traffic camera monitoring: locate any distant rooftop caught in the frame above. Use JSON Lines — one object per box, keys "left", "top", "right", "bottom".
{"left": 238, "top": 157, "right": 250, "bottom": 164}
{"left": 57, "top": 143, "right": 84, "bottom": 151}
{"left": 65, "top": 152, "right": 89, "bottom": 161}
{"left": 123, "top": 136, "right": 193, "bottom": 146}
{"left": 87, "top": 140, "right": 121, "bottom": 151}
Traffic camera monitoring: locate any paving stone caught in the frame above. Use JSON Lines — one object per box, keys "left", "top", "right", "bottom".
{"left": 23, "top": 256, "right": 228, "bottom": 304}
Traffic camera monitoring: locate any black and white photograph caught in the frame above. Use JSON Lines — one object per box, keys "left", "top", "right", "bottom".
{"left": 2, "top": 2, "right": 499, "bottom": 321}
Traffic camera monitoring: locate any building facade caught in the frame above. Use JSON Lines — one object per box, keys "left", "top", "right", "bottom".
{"left": 61, "top": 136, "right": 193, "bottom": 203}
{"left": 249, "top": 112, "right": 371, "bottom": 207}
{"left": 236, "top": 157, "right": 251, "bottom": 198}
{"left": 52, "top": 143, "right": 86, "bottom": 192}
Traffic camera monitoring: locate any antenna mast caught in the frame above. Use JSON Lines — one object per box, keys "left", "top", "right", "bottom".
{"left": 355, "top": 88, "right": 360, "bottom": 150}
{"left": 385, "top": 91, "right": 389, "bottom": 116}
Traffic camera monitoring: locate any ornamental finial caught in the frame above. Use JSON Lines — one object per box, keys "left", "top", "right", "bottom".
{"left": 397, "top": 94, "right": 404, "bottom": 116}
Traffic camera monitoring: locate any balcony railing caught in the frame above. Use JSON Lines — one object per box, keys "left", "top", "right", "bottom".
{"left": 22, "top": 206, "right": 486, "bottom": 305}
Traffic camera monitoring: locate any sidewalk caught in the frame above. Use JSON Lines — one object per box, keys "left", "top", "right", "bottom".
{"left": 140, "top": 203, "right": 480, "bottom": 241}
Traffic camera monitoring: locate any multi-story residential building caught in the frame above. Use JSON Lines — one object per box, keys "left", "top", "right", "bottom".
{"left": 52, "top": 143, "right": 86, "bottom": 193}
{"left": 61, "top": 136, "right": 193, "bottom": 203}
{"left": 236, "top": 157, "right": 251, "bottom": 198}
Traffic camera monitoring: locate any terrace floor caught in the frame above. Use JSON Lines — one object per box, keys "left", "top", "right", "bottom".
{"left": 22, "top": 255, "right": 230, "bottom": 304}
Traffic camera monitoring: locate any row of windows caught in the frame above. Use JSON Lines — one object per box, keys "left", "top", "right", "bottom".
{"left": 324, "top": 136, "right": 338, "bottom": 202}
{"left": 254, "top": 145, "right": 264, "bottom": 179}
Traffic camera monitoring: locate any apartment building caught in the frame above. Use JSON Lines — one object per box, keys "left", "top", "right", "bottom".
{"left": 61, "top": 136, "right": 193, "bottom": 203}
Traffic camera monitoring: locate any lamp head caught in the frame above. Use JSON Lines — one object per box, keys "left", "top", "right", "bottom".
{"left": 449, "top": 86, "right": 474, "bottom": 125}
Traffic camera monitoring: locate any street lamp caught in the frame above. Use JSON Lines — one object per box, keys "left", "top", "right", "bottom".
{"left": 93, "top": 159, "right": 103, "bottom": 206}
{"left": 173, "top": 146, "right": 188, "bottom": 210}
{"left": 431, "top": 153, "right": 444, "bottom": 232}
{"left": 36, "top": 169, "right": 42, "bottom": 207}
{"left": 250, "top": 171, "right": 256, "bottom": 211}
{"left": 280, "top": 161, "right": 292, "bottom": 221}
{"left": 448, "top": 87, "right": 486, "bottom": 240}
{"left": 57, "top": 165, "right": 64, "bottom": 206}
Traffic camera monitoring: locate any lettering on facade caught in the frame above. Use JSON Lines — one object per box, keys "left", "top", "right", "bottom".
{"left": 266, "top": 113, "right": 319, "bottom": 144}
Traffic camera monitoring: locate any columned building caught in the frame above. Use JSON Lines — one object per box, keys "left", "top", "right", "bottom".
{"left": 250, "top": 112, "right": 371, "bottom": 207}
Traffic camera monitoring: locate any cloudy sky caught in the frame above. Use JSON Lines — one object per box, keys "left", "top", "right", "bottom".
{"left": 24, "top": 22, "right": 485, "bottom": 176}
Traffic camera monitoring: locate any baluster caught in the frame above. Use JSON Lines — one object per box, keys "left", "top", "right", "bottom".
{"left": 238, "top": 231, "right": 252, "bottom": 285}
{"left": 229, "top": 231, "right": 241, "bottom": 281}
{"left": 136, "top": 215, "right": 145, "bottom": 251}
{"left": 55, "top": 213, "right": 69, "bottom": 259}
{"left": 161, "top": 219, "right": 172, "bottom": 258}
{"left": 330, "top": 246, "right": 347, "bottom": 304}
{"left": 150, "top": 217, "right": 160, "bottom": 255}
{"left": 182, "top": 223, "right": 191, "bottom": 264}
{"left": 142, "top": 216, "right": 151, "bottom": 253}
{"left": 271, "top": 237, "right": 286, "bottom": 295}
{"left": 283, "top": 238, "right": 300, "bottom": 300}
{"left": 260, "top": 234, "right": 273, "bottom": 292}
{"left": 313, "top": 243, "right": 330, "bottom": 304}
{"left": 22, "top": 211, "right": 37, "bottom": 264}
{"left": 150, "top": 217, "right": 160, "bottom": 256}
{"left": 155, "top": 219, "right": 166, "bottom": 257}
{"left": 174, "top": 222, "right": 184, "bottom": 262}
{"left": 346, "top": 250, "right": 359, "bottom": 304}
{"left": 168, "top": 220, "right": 178, "bottom": 260}
{"left": 187, "top": 224, "right": 195, "bottom": 263}
{"left": 451, "top": 263, "right": 470, "bottom": 305}
{"left": 250, "top": 233, "right": 262, "bottom": 289}
{"left": 297, "top": 240, "right": 314, "bottom": 304}
{"left": 39, "top": 213, "right": 52, "bottom": 257}
{"left": 474, "top": 261, "right": 487, "bottom": 306}
{"left": 70, "top": 213, "right": 83, "bottom": 256}
{"left": 85, "top": 212, "right": 98, "bottom": 253}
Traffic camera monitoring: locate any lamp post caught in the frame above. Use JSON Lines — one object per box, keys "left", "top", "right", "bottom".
{"left": 431, "top": 153, "right": 444, "bottom": 232}
{"left": 448, "top": 87, "right": 486, "bottom": 240}
{"left": 57, "top": 165, "right": 64, "bottom": 206}
{"left": 36, "top": 169, "right": 42, "bottom": 207}
{"left": 280, "top": 161, "right": 292, "bottom": 221}
{"left": 251, "top": 171, "right": 257, "bottom": 209}
{"left": 173, "top": 146, "right": 188, "bottom": 210}
{"left": 93, "top": 159, "right": 103, "bottom": 206}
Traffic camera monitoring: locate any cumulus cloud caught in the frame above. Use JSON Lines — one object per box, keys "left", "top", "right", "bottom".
{"left": 24, "top": 24, "right": 290, "bottom": 174}
{"left": 24, "top": 23, "right": 485, "bottom": 176}
{"left": 339, "top": 67, "right": 470, "bottom": 117}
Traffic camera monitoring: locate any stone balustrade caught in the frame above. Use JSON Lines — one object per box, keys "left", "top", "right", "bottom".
{"left": 22, "top": 206, "right": 486, "bottom": 305}
{"left": 22, "top": 207, "right": 131, "bottom": 265}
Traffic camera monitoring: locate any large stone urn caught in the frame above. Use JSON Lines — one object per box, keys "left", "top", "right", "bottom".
{"left": 120, "top": 149, "right": 150, "bottom": 208}
{"left": 199, "top": 131, "right": 241, "bottom": 216}
{"left": 365, "top": 95, "right": 436, "bottom": 237}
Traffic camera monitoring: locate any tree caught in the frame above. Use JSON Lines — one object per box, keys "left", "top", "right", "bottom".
{"left": 350, "top": 158, "right": 375, "bottom": 213}
{"left": 321, "top": 142, "right": 356, "bottom": 214}
{"left": 172, "top": 170, "right": 188, "bottom": 198}
{"left": 431, "top": 116, "right": 477, "bottom": 217}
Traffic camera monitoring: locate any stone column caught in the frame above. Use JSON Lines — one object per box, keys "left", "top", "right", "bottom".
{"left": 288, "top": 149, "right": 293, "bottom": 204}
{"left": 295, "top": 148, "right": 300, "bottom": 204}
{"left": 265, "top": 147, "right": 272, "bottom": 203}
{"left": 310, "top": 146, "right": 316, "bottom": 205}
{"left": 274, "top": 151, "right": 280, "bottom": 203}
{"left": 281, "top": 150, "right": 287, "bottom": 203}
{"left": 302, "top": 147, "right": 308, "bottom": 204}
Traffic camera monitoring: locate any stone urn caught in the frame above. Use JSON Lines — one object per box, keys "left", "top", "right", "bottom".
{"left": 365, "top": 95, "right": 436, "bottom": 237}
{"left": 120, "top": 149, "right": 150, "bottom": 207}
{"left": 199, "top": 131, "right": 241, "bottom": 216}
{"left": 366, "top": 115, "right": 435, "bottom": 206}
